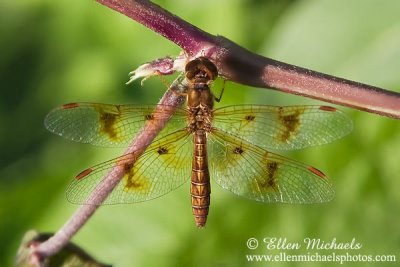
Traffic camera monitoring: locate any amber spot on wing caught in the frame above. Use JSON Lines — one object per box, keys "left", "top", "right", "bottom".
{"left": 97, "top": 106, "right": 121, "bottom": 140}
{"left": 62, "top": 103, "right": 79, "bottom": 109}
{"left": 252, "top": 158, "right": 279, "bottom": 192}
{"left": 278, "top": 108, "right": 304, "bottom": 142}
{"left": 123, "top": 162, "right": 150, "bottom": 193}
{"left": 75, "top": 168, "right": 93, "bottom": 180}
{"left": 308, "top": 166, "right": 326, "bottom": 179}
{"left": 263, "top": 161, "right": 279, "bottom": 190}
{"left": 319, "top": 106, "right": 336, "bottom": 112}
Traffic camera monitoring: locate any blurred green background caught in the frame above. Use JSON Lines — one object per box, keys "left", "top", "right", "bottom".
{"left": 1, "top": 0, "right": 400, "bottom": 266}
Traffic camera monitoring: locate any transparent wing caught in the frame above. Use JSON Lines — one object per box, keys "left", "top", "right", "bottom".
{"left": 66, "top": 130, "right": 193, "bottom": 204}
{"left": 44, "top": 103, "right": 187, "bottom": 147}
{"left": 208, "top": 129, "right": 334, "bottom": 203}
{"left": 212, "top": 105, "right": 353, "bottom": 150}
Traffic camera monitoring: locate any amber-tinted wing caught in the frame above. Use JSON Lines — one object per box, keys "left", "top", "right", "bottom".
{"left": 208, "top": 129, "right": 334, "bottom": 203}
{"left": 66, "top": 130, "right": 193, "bottom": 204}
{"left": 44, "top": 103, "right": 188, "bottom": 147}
{"left": 212, "top": 105, "right": 352, "bottom": 150}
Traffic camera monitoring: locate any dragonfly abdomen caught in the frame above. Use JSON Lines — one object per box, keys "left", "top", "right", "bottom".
{"left": 191, "top": 130, "right": 211, "bottom": 228}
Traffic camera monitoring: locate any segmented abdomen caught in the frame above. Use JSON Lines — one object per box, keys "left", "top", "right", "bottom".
{"left": 191, "top": 130, "right": 210, "bottom": 228}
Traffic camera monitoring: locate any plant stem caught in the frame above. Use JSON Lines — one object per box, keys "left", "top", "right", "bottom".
{"left": 96, "top": 0, "right": 400, "bottom": 119}
{"left": 96, "top": 0, "right": 215, "bottom": 52}
{"left": 215, "top": 36, "right": 400, "bottom": 118}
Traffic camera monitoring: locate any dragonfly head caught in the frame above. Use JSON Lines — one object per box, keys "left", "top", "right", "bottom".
{"left": 185, "top": 57, "right": 218, "bottom": 84}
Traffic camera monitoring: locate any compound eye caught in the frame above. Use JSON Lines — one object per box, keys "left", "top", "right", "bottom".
{"left": 185, "top": 58, "right": 200, "bottom": 72}
{"left": 185, "top": 57, "right": 218, "bottom": 81}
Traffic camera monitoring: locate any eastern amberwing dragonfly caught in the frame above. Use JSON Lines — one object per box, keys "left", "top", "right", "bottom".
{"left": 45, "top": 57, "right": 352, "bottom": 227}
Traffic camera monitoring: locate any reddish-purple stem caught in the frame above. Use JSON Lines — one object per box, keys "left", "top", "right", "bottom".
{"left": 215, "top": 36, "right": 400, "bottom": 118}
{"left": 97, "top": 0, "right": 400, "bottom": 119}
{"left": 96, "top": 0, "right": 215, "bottom": 52}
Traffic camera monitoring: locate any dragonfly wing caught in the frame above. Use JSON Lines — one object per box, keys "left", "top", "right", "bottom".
{"left": 212, "top": 105, "right": 352, "bottom": 150}
{"left": 45, "top": 103, "right": 187, "bottom": 147}
{"left": 208, "top": 129, "right": 335, "bottom": 203}
{"left": 66, "top": 129, "right": 193, "bottom": 204}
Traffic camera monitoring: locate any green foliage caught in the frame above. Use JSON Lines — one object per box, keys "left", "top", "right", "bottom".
{"left": 1, "top": 0, "right": 399, "bottom": 266}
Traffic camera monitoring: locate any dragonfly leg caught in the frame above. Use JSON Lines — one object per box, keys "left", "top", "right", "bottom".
{"left": 214, "top": 79, "right": 226, "bottom": 103}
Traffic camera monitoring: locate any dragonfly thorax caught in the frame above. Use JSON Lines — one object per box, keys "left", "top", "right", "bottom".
{"left": 187, "top": 86, "right": 214, "bottom": 110}
{"left": 185, "top": 57, "right": 218, "bottom": 111}
{"left": 187, "top": 105, "right": 213, "bottom": 133}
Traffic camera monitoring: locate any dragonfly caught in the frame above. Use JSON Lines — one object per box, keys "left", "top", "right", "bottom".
{"left": 45, "top": 57, "right": 353, "bottom": 227}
